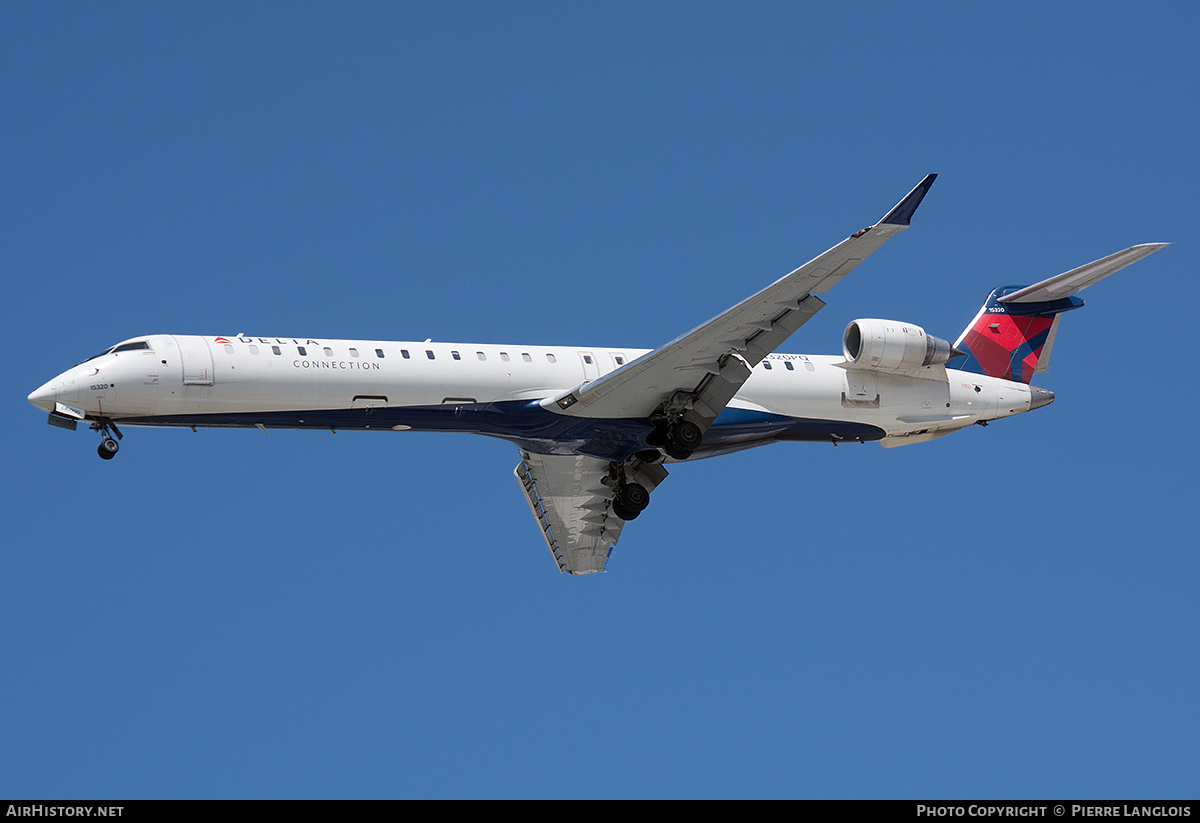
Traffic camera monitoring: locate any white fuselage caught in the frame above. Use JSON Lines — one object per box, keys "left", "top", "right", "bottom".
{"left": 30, "top": 333, "right": 1038, "bottom": 457}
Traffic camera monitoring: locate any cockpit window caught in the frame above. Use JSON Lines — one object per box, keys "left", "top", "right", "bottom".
{"left": 78, "top": 339, "right": 149, "bottom": 366}
{"left": 113, "top": 341, "right": 150, "bottom": 353}
{"left": 84, "top": 347, "right": 115, "bottom": 363}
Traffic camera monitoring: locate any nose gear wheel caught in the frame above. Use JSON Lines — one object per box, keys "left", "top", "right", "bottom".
{"left": 89, "top": 419, "right": 123, "bottom": 460}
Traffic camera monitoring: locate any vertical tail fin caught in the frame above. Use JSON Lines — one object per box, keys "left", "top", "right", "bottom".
{"left": 953, "top": 290, "right": 1081, "bottom": 383}
{"left": 953, "top": 244, "right": 1168, "bottom": 383}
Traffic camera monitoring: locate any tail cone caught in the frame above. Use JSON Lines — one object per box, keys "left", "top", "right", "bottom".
{"left": 1030, "top": 386, "right": 1055, "bottom": 410}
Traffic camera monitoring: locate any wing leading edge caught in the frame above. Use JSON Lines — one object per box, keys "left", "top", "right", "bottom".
{"left": 548, "top": 174, "right": 937, "bottom": 427}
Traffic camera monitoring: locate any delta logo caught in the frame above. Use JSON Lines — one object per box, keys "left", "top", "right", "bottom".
{"left": 213, "top": 336, "right": 324, "bottom": 345}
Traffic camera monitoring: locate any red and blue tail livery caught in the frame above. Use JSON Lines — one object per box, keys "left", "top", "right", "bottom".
{"left": 954, "top": 289, "right": 1082, "bottom": 384}
{"left": 954, "top": 244, "right": 1168, "bottom": 383}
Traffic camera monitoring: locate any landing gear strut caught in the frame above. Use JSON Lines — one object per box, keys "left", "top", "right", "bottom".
{"left": 90, "top": 419, "right": 123, "bottom": 460}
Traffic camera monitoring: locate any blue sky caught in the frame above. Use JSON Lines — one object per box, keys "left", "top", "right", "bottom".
{"left": 3, "top": 3, "right": 1197, "bottom": 799}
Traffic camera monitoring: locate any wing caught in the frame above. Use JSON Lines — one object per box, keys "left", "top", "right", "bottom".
{"left": 548, "top": 174, "right": 938, "bottom": 428}
{"left": 516, "top": 175, "right": 936, "bottom": 575}
{"left": 514, "top": 450, "right": 667, "bottom": 574}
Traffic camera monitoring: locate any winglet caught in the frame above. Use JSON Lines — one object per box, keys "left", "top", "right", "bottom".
{"left": 878, "top": 173, "right": 938, "bottom": 226}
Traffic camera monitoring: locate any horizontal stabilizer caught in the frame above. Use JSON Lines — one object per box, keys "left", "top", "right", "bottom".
{"left": 1000, "top": 244, "right": 1168, "bottom": 304}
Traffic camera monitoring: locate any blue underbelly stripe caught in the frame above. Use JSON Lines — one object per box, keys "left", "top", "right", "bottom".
{"left": 116, "top": 400, "right": 886, "bottom": 459}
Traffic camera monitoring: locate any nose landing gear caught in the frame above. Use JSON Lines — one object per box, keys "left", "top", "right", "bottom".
{"left": 90, "top": 419, "right": 123, "bottom": 460}
{"left": 98, "top": 438, "right": 119, "bottom": 460}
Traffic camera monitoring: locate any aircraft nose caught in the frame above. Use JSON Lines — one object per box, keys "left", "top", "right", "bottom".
{"left": 28, "top": 379, "right": 57, "bottom": 413}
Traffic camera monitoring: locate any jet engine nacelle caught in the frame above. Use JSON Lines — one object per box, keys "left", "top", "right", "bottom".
{"left": 842, "top": 318, "right": 958, "bottom": 372}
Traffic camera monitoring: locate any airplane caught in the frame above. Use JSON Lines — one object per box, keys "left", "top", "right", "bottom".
{"left": 27, "top": 175, "right": 1167, "bottom": 574}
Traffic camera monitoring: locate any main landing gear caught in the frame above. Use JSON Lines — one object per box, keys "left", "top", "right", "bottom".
{"left": 608, "top": 413, "right": 702, "bottom": 520}
{"left": 90, "top": 419, "right": 123, "bottom": 460}
{"left": 606, "top": 450, "right": 667, "bottom": 522}
{"left": 612, "top": 480, "right": 651, "bottom": 522}
{"left": 646, "top": 418, "right": 703, "bottom": 460}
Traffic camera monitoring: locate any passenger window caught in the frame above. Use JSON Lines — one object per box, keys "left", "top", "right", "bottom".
{"left": 401, "top": 349, "right": 410, "bottom": 359}
{"left": 451, "top": 351, "right": 461, "bottom": 360}
{"left": 583, "top": 355, "right": 593, "bottom": 364}
{"left": 323, "top": 347, "right": 333, "bottom": 357}
{"left": 785, "top": 361, "right": 794, "bottom": 371}
{"left": 477, "top": 352, "right": 486, "bottom": 361}
{"left": 297, "top": 346, "right": 307, "bottom": 356}
{"left": 615, "top": 356, "right": 624, "bottom": 365}
{"left": 805, "top": 362, "right": 815, "bottom": 372}
{"left": 500, "top": 352, "right": 510, "bottom": 362}
{"left": 376, "top": 349, "right": 385, "bottom": 358}
{"left": 249, "top": 345, "right": 259, "bottom": 355}
{"left": 546, "top": 353, "right": 556, "bottom": 363}
{"left": 224, "top": 344, "right": 235, "bottom": 355}
{"left": 272, "top": 346, "right": 281, "bottom": 355}
{"left": 521, "top": 353, "right": 531, "bottom": 362}
{"left": 349, "top": 348, "right": 359, "bottom": 357}
{"left": 763, "top": 361, "right": 772, "bottom": 370}
{"left": 426, "top": 350, "right": 435, "bottom": 360}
